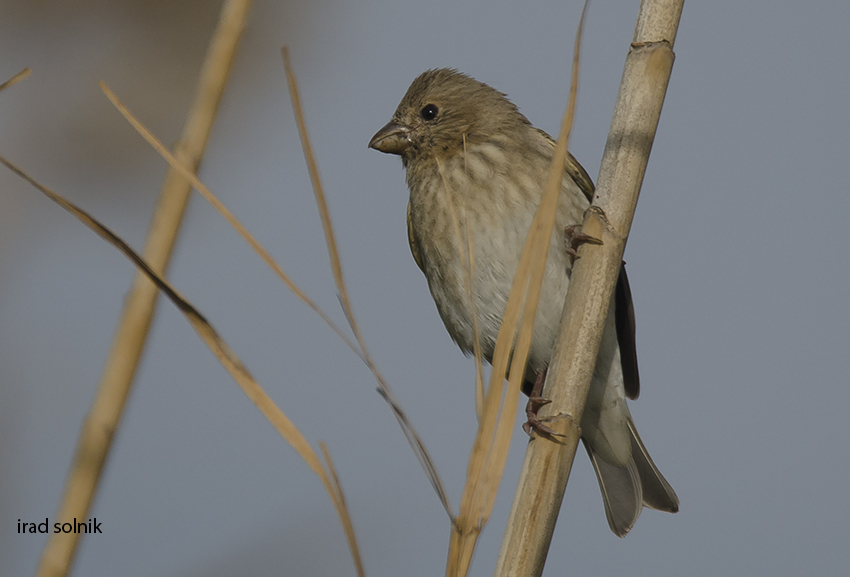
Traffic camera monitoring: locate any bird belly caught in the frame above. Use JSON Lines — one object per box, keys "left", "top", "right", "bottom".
{"left": 409, "top": 167, "right": 576, "bottom": 375}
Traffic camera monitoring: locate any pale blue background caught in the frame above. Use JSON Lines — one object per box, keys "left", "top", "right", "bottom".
{"left": 2, "top": 1, "right": 848, "bottom": 576}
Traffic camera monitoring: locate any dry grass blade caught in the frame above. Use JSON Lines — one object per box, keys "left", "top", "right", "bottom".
{"left": 445, "top": 189, "right": 538, "bottom": 574}
{"left": 0, "top": 67, "right": 32, "bottom": 93}
{"left": 281, "top": 47, "right": 453, "bottom": 517}
{"left": 34, "top": 3, "right": 250, "bottom": 576}
{"left": 0, "top": 155, "right": 365, "bottom": 577}
{"left": 320, "top": 441, "right": 366, "bottom": 577}
{"left": 98, "top": 82, "right": 363, "bottom": 361}
{"left": 281, "top": 48, "right": 350, "bottom": 335}
{"left": 446, "top": 6, "right": 588, "bottom": 576}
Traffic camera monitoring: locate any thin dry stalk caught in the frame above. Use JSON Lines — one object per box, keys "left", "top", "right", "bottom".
{"left": 494, "top": 1, "right": 684, "bottom": 576}
{"left": 0, "top": 155, "right": 365, "bottom": 577}
{"left": 98, "top": 82, "right": 362, "bottom": 359}
{"left": 319, "top": 441, "right": 364, "bottom": 576}
{"left": 444, "top": 7, "right": 587, "bottom": 576}
{"left": 281, "top": 47, "right": 453, "bottom": 517}
{"left": 104, "top": 39, "right": 434, "bottom": 574}
{"left": 34, "top": 2, "right": 252, "bottom": 576}
{"left": 0, "top": 67, "right": 32, "bottom": 93}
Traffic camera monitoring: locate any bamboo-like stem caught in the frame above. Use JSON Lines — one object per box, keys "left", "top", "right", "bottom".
{"left": 493, "top": 2, "right": 684, "bottom": 576}
{"left": 35, "top": 2, "right": 251, "bottom": 576}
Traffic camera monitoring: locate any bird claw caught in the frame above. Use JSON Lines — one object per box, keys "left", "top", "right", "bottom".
{"left": 522, "top": 368, "right": 566, "bottom": 438}
{"left": 564, "top": 224, "right": 603, "bottom": 261}
{"left": 523, "top": 398, "right": 566, "bottom": 438}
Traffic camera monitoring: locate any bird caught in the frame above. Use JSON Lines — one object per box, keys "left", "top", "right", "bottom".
{"left": 369, "top": 68, "right": 678, "bottom": 537}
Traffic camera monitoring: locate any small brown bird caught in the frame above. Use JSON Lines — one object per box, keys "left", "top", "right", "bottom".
{"left": 369, "top": 68, "right": 678, "bottom": 537}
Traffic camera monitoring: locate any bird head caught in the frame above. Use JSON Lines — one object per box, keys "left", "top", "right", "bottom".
{"left": 369, "top": 68, "right": 530, "bottom": 164}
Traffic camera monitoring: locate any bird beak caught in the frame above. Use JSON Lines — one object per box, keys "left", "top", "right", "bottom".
{"left": 369, "top": 121, "right": 412, "bottom": 154}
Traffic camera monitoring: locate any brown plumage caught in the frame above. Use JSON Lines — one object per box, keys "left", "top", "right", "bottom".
{"left": 370, "top": 68, "right": 678, "bottom": 537}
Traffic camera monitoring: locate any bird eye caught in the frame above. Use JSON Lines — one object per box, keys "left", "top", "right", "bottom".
{"left": 420, "top": 104, "right": 439, "bottom": 121}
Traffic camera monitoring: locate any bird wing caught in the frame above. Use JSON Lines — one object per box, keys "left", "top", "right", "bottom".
{"left": 616, "top": 263, "right": 640, "bottom": 400}
{"left": 566, "top": 150, "right": 595, "bottom": 203}
{"left": 533, "top": 127, "right": 596, "bottom": 202}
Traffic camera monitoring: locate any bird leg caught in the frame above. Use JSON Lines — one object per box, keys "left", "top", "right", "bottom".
{"left": 522, "top": 368, "right": 564, "bottom": 437}
{"left": 564, "top": 224, "right": 603, "bottom": 262}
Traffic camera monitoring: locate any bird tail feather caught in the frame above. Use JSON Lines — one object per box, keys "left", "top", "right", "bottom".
{"left": 584, "top": 417, "right": 678, "bottom": 537}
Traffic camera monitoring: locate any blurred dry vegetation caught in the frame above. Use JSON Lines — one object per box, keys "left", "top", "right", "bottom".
{"left": 2, "top": 1, "right": 221, "bottom": 172}
{"left": 1, "top": 2, "right": 682, "bottom": 576}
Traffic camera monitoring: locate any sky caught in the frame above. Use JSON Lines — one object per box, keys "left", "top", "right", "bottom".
{"left": 2, "top": 1, "right": 849, "bottom": 576}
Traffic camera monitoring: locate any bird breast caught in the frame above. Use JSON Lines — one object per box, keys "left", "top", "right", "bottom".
{"left": 406, "top": 141, "right": 588, "bottom": 372}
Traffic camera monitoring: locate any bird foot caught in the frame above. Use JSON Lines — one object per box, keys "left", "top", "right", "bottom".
{"left": 523, "top": 401, "right": 565, "bottom": 438}
{"left": 564, "top": 224, "right": 603, "bottom": 262}
{"left": 522, "top": 368, "right": 566, "bottom": 438}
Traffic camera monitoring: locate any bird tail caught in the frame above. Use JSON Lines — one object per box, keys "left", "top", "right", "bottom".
{"left": 583, "top": 416, "right": 679, "bottom": 537}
